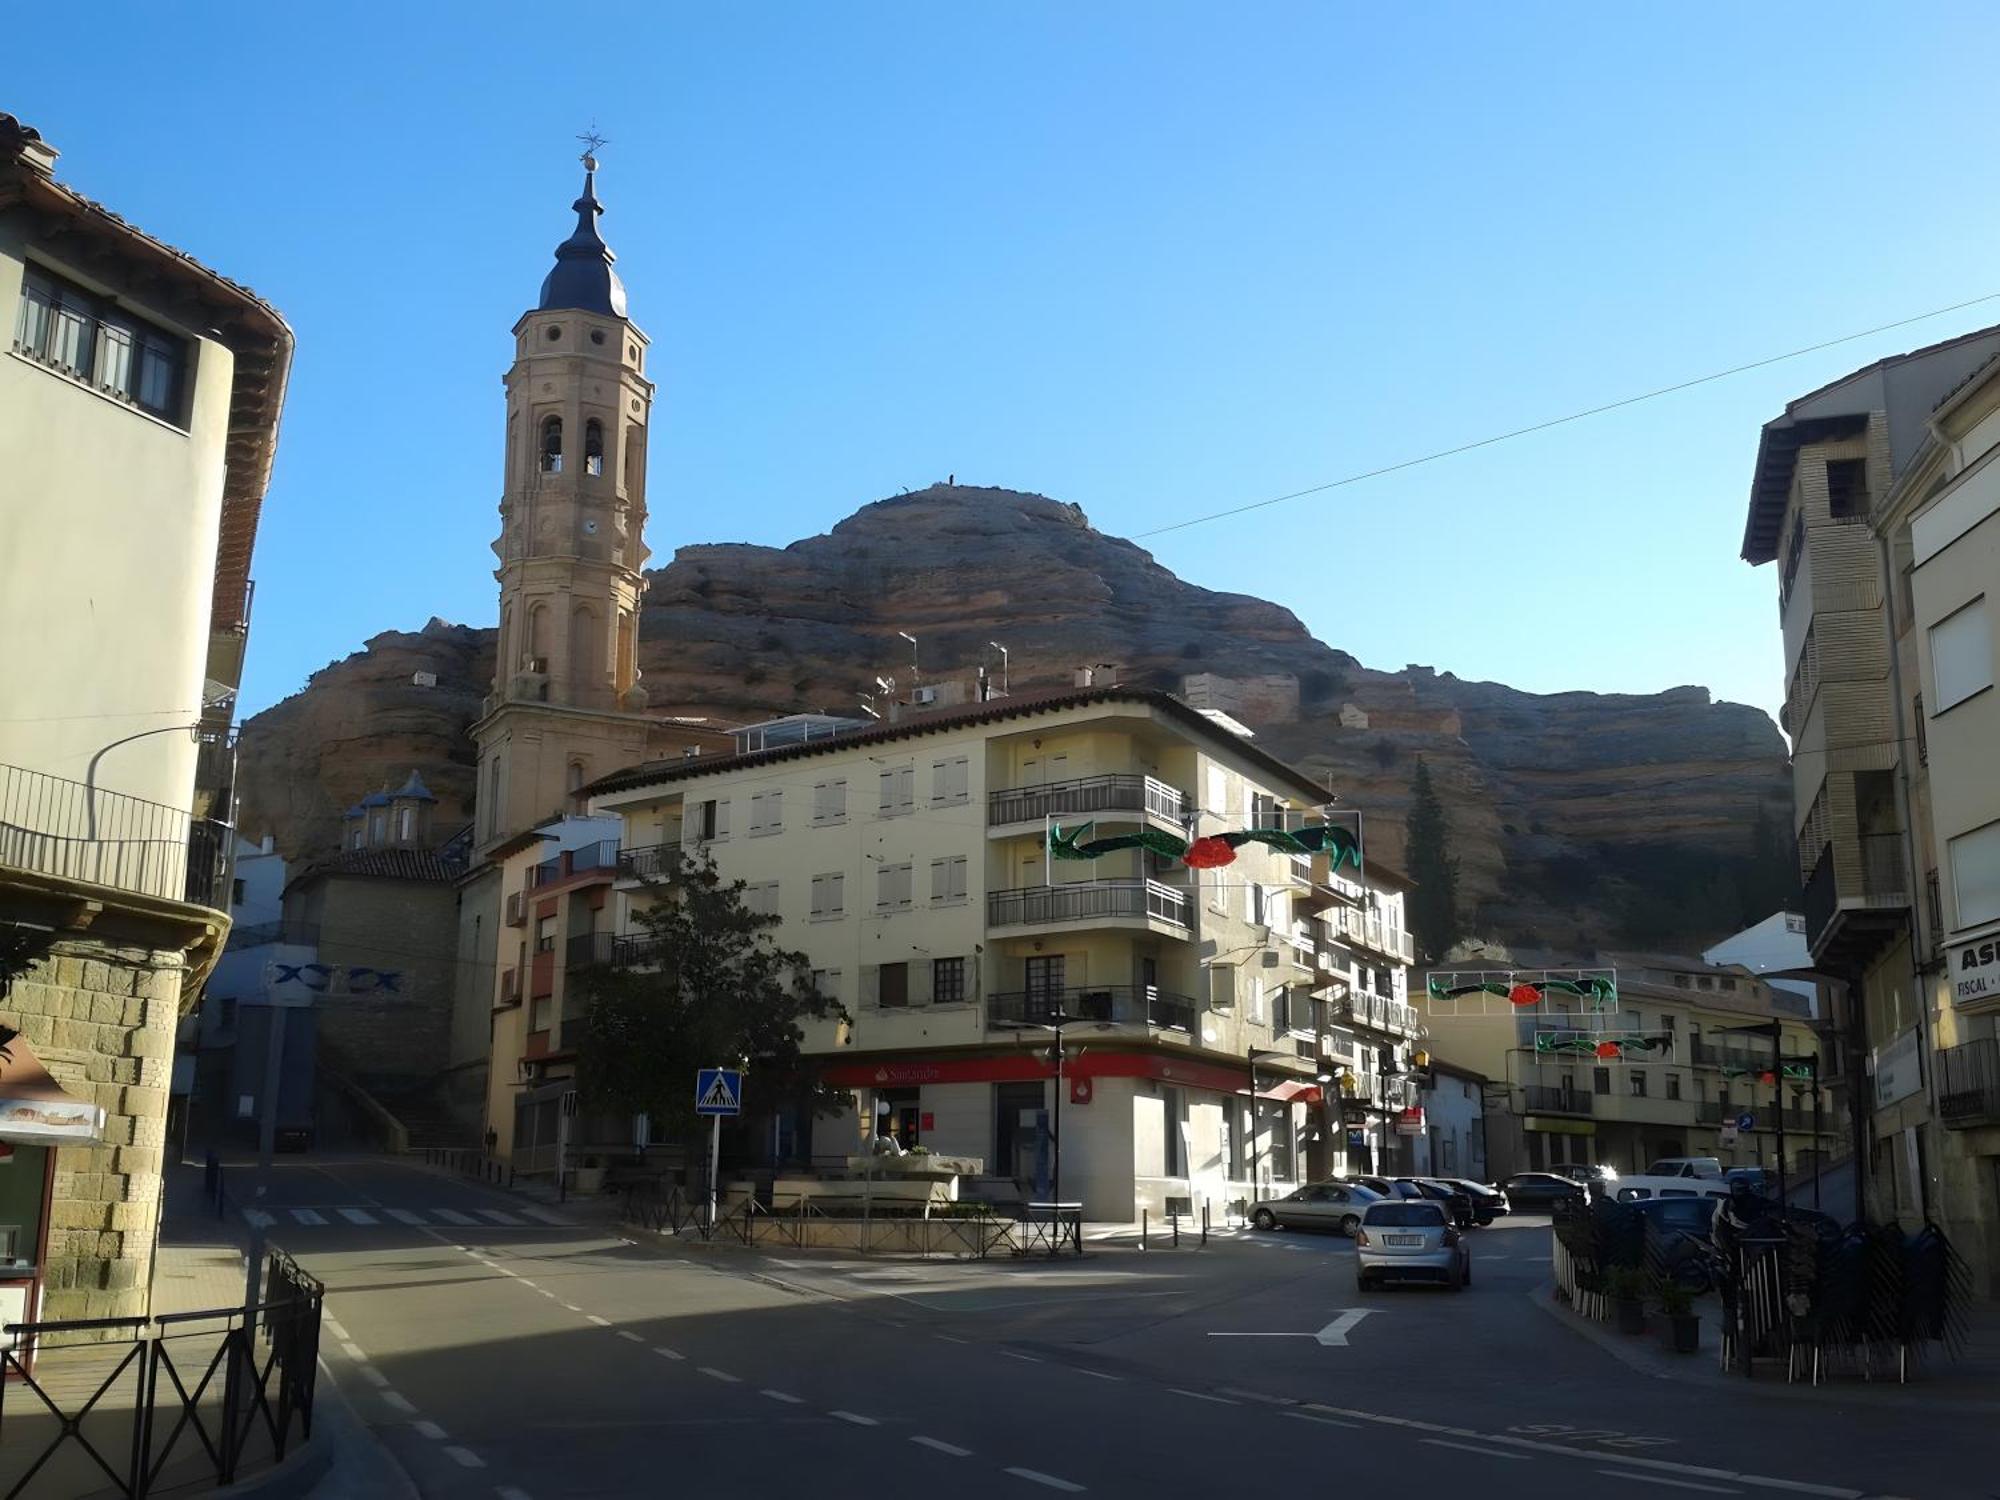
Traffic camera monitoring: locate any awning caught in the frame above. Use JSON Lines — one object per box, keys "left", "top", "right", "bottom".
{"left": 0, "top": 1028, "right": 106, "bottom": 1145}
{"left": 1253, "top": 1079, "right": 1325, "bottom": 1106}
{"left": 1523, "top": 1114, "right": 1596, "bottom": 1138}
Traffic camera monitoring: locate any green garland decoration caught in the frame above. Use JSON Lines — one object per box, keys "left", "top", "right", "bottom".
{"left": 1047, "top": 820, "right": 1362, "bottom": 872}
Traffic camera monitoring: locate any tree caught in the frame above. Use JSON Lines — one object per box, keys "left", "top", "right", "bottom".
{"left": 1405, "top": 756, "right": 1461, "bottom": 963}
{"left": 569, "top": 847, "right": 850, "bottom": 1141}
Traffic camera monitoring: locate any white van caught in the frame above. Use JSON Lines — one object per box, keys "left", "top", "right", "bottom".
{"left": 1645, "top": 1156, "right": 1723, "bottom": 1179}
{"left": 1612, "top": 1175, "right": 1733, "bottom": 1204}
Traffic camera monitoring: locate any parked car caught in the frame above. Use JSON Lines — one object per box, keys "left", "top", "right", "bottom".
{"left": 1555, "top": 1162, "right": 1619, "bottom": 1190}
{"left": 1609, "top": 1176, "right": 1733, "bottom": 1205}
{"left": 1723, "top": 1166, "right": 1775, "bottom": 1194}
{"left": 1646, "top": 1156, "right": 1724, "bottom": 1179}
{"left": 1355, "top": 1199, "right": 1471, "bottom": 1291}
{"left": 1249, "top": 1181, "right": 1382, "bottom": 1235}
{"left": 1501, "top": 1171, "right": 1589, "bottom": 1212}
{"left": 1443, "top": 1178, "right": 1510, "bottom": 1225}
{"left": 1397, "top": 1177, "right": 1477, "bottom": 1230}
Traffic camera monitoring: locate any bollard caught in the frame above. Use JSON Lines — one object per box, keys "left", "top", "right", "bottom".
{"left": 1140, "top": 1208, "right": 1148, "bottom": 1252}
{"left": 1173, "top": 1211, "right": 1181, "bottom": 1249}
{"left": 1201, "top": 1199, "right": 1210, "bottom": 1247}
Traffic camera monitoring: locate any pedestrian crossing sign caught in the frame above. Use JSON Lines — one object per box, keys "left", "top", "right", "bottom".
{"left": 695, "top": 1067, "right": 743, "bottom": 1116}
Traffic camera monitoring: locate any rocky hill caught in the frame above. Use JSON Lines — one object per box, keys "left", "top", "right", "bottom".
{"left": 235, "top": 486, "right": 1793, "bottom": 951}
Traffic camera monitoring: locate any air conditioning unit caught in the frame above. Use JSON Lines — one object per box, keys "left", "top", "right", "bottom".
{"left": 505, "top": 891, "right": 526, "bottom": 926}
{"left": 911, "top": 686, "right": 939, "bottom": 706}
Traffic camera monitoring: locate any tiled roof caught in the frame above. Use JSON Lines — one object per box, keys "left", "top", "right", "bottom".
{"left": 286, "top": 848, "right": 466, "bottom": 893}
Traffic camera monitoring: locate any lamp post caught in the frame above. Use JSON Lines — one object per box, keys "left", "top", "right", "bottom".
{"left": 998, "top": 1009, "right": 1075, "bottom": 1208}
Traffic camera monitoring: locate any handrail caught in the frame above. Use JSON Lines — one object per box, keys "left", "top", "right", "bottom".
{"left": 0, "top": 760, "right": 231, "bottom": 908}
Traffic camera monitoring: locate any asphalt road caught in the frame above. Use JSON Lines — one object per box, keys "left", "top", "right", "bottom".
{"left": 232, "top": 1158, "right": 1993, "bottom": 1500}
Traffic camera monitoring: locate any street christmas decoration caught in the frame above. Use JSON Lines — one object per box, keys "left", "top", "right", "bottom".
{"left": 1047, "top": 820, "right": 1362, "bottom": 871}
{"left": 1426, "top": 972, "right": 1619, "bottom": 1009}
{"left": 1533, "top": 1029, "right": 1674, "bottom": 1060}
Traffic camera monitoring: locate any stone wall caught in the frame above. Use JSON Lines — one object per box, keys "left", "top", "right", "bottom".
{"left": 291, "top": 875, "right": 457, "bottom": 1094}
{"left": 7, "top": 937, "right": 182, "bottom": 1322}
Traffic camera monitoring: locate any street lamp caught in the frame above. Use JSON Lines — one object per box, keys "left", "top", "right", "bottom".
{"left": 997, "top": 1008, "right": 1077, "bottom": 1209}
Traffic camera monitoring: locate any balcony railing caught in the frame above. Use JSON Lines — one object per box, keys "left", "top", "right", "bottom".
{"left": 566, "top": 931, "right": 616, "bottom": 970}
{"left": 1803, "top": 835, "right": 1909, "bottom": 951}
{"left": 1939, "top": 1039, "right": 2000, "bottom": 1128}
{"left": 1342, "top": 990, "right": 1418, "bottom": 1036}
{"left": 1522, "top": 1085, "right": 1594, "bottom": 1116}
{"left": 0, "top": 762, "right": 232, "bottom": 910}
{"left": 530, "top": 838, "right": 621, "bottom": 888}
{"left": 1326, "top": 904, "right": 1415, "bottom": 963}
{"left": 988, "top": 774, "right": 1187, "bottom": 829}
{"left": 986, "top": 880, "right": 1189, "bottom": 930}
{"left": 616, "top": 841, "right": 681, "bottom": 880}
{"left": 988, "top": 985, "right": 1199, "bottom": 1033}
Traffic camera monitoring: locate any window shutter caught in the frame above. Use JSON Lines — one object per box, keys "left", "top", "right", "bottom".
{"left": 859, "top": 965, "right": 879, "bottom": 1006}
{"left": 828, "top": 872, "right": 843, "bottom": 916}
{"left": 911, "top": 962, "right": 933, "bottom": 1006}
{"left": 931, "top": 858, "right": 950, "bottom": 902}
{"left": 713, "top": 799, "right": 730, "bottom": 839}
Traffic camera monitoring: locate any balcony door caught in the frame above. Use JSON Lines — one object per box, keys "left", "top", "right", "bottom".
{"left": 1020, "top": 753, "right": 1068, "bottom": 787}
{"left": 1025, "top": 955, "right": 1066, "bottom": 1019}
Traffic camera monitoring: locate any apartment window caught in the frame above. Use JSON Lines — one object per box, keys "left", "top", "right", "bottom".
{"left": 535, "top": 915, "right": 556, "bottom": 953}
{"left": 932, "top": 957, "right": 966, "bottom": 1005}
{"left": 1930, "top": 598, "right": 1993, "bottom": 711}
{"left": 1629, "top": 1072, "right": 1647, "bottom": 1098}
{"left": 1948, "top": 819, "right": 2000, "bottom": 929}
{"left": 813, "top": 779, "right": 847, "bottom": 825}
{"left": 1824, "top": 457, "right": 1868, "bottom": 518}
{"left": 693, "top": 798, "right": 730, "bottom": 841}
{"left": 742, "top": 881, "right": 780, "bottom": 917}
{"left": 878, "top": 765, "right": 914, "bottom": 816}
{"left": 876, "top": 862, "right": 913, "bottom": 911}
{"left": 749, "top": 790, "right": 784, "bottom": 837}
{"left": 1162, "top": 1087, "right": 1187, "bottom": 1177}
{"left": 1666, "top": 1073, "right": 1682, "bottom": 1101}
{"left": 1660, "top": 1012, "right": 1676, "bottom": 1032}
{"left": 369, "top": 813, "right": 386, "bottom": 845}
{"left": 1251, "top": 792, "right": 1279, "bottom": 826}
{"left": 931, "top": 756, "right": 970, "bottom": 806}
{"left": 810, "top": 968, "right": 842, "bottom": 1002}
{"left": 1593, "top": 1067, "right": 1611, "bottom": 1095}
{"left": 810, "top": 872, "right": 845, "bottom": 920}
{"left": 930, "top": 855, "right": 968, "bottom": 904}
{"left": 14, "top": 264, "right": 189, "bottom": 422}
{"left": 530, "top": 996, "right": 553, "bottom": 1032}
{"left": 878, "top": 962, "right": 909, "bottom": 1008}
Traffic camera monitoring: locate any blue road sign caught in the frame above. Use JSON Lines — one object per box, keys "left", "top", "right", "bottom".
{"left": 1735, "top": 1111, "right": 1756, "bottom": 1132}
{"left": 695, "top": 1068, "right": 743, "bottom": 1117}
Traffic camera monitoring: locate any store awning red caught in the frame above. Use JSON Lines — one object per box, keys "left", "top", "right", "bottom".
{"left": 0, "top": 1028, "right": 105, "bottom": 1145}
{"left": 1254, "top": 1079, "right": 1325, "bottom": 1106}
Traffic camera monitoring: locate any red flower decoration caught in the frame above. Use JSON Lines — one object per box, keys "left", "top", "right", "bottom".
{"left": 1507, "top": 983, "right": 1542, "bottom": 1007}
{"left": 1595, "top": 1041, "right": 1621, "bottom": 1059}
{"left": 1182, "top": 836, "right": 1237, "bottom": 869}
{"left": 1759, "top": 1071, "right": 1776, "bottom": 1085}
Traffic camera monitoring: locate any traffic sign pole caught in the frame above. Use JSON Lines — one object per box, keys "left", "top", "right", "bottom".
{"left": 693, "top": 1067, "right": 744, "bottom": 1228}
{"left": 707, "top": 1113, "right": 721, "bottom": 1229}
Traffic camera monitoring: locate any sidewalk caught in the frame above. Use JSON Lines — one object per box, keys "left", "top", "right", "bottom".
{"left": 1533, "top": 1281, "right": 2000, "bottom": 1410}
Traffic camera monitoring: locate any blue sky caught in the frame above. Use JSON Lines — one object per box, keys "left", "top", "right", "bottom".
{"left": 13, "top": 3, "right": 2000, "bottom": 724}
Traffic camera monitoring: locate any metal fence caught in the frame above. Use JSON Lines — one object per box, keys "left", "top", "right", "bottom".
{"left": 988, "top": 986, "right": 1197, "bottom": 1033}
{"left": 0, "top": 762, "right": 231, "bottom": 910}
{"left": 985, "top": 880, "right": 1189, "bottom": 929}
{"left": 0, "top": 1250, "right": 322, "bottom": 1498}
{"left": 1938, "top": 1038, "right": 2000, "bottom": 1126}
{"left": 619, "top": 1181, "right": 1055, "bottom": 1258}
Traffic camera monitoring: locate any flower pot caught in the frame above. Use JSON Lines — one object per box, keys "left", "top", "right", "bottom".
{"left": 1666, "top": 1313, "right": 1699, "bottom": 1354}
{"left": 571, "top": 1165, "right": 606, "bottom": 1195}
{"left": 1615, "top": 1296, "right": 1647, "bottom": 1335}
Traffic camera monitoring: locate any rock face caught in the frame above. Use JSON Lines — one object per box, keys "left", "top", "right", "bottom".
{"left": 236, "top": 487, "right": 1793, "bottom": 951}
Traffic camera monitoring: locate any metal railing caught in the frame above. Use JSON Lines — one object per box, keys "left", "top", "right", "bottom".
{"left": 529, "top": 838, "right": 621, "bottom": 887}
{"left": 222, "top": 920, "right": 320, "bottom": 950}
{"left": 988, "top": 774, "right": 1187, "bottom": 828}
{"left": 1327, "top": 904, "right": 1415, "bottom": 963}
{"left": 1343, "top": 990, "right": 1418, "bottom": 1036}
{"left": 616, "top": 841, "right": 680, "bottom": 880}
{"left": 0, "top": 762, "right": 231, "bottom": 910}
{"left": 988, "top": 985, "right": 1198, "bottom": 1033}
{"left": 1523, "top": 1085, "right": 1594, "bottom": 1115}
{"left": 566, "top": 932, "right": 615, "bottom": 969}
{"left": 985, "top": 880, "right": 1189, "bottom": 929}
{"left": 1938, "top": 1039, "right": 2000, "bottom": 1126}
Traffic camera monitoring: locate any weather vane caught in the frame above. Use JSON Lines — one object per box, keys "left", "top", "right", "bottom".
{"left": 577, "top": 125, "right": 609, "bottom": 170}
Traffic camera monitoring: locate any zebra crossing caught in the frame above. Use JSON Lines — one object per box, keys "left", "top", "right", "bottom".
{"left": 238, "top": 1204, "right": 574, "bottom": 1231}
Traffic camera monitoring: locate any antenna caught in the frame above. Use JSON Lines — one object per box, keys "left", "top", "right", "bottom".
{"left": 897, "top": 631, "right": 920, "bottom": 685}
{"left": 988, "top": 641, "right": 1009, "bottom": 696}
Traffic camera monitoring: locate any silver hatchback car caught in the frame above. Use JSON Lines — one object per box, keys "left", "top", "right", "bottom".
{"left": 1354, "top": 1199, "right": 1471, "bottom": 1291}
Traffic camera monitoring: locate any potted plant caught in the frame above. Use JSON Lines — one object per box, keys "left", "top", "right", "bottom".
{"left": 1657, "top": 1277, "right": 1699, "bottom": 1353}
{"left": 1608, "top": 1266, "right": 1648, "bottom": 1334}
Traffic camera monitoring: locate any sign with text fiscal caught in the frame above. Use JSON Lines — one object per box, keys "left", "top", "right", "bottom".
{"left": 1948, "top": 935, "right": 2000, "bottom": 1010}
{"left": 695, "top": 1068, "right": 743, "bottom": 1117}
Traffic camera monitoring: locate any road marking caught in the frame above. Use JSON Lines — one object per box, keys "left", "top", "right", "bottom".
{"left": 444, "top": 1446, "right": 485, "bottom": 1468}
{"left": 357, "top": 1366, "right": 389, "bottom": 1388}
{"left": 323, "top": 1318, "right": 348, "bottom": 1339}
{"left": 243, "top": 1210, "right": 275, "bottom": 1229}
{"left": 339, "top": 1341, "right": 365, "bottom": 1360}
{"left": 537, "top": 1288, "right": 556, "bottom": 1298}
{"left": 1284, "top": 1410, "right": 1361, "bottom": 1430}
{"left": 830, "top": 1410, "right": 878, "bottom": 1427}
{"left": 1422, "top": 1438, "right": 1530, "bottom": 1461}
{"left": 1317, "top": 1310, "right": 1374, "bottom": 1346}
{"left": 560, "top": 1304, "right": 581, "bottom": 1313}
{"left": 761, "top": 1389, "right": 805, "bottom": 1404}
{"left": 496, "top": 1267, "right": 520, "bottom": 1277}
{"left": 433, "top": 1209, "right": 477, "bottom": 1225}
{"left": 999, "top": 1350, "right": 1042, "bottom": 1363}
{"left": 587, "top": 1315, "right": 611, "bottom": 1327}
{"left": 520, "top": 1208, "right": 572, "bottom": 1225}
{"left": 386, "top": 1209, "right": 426, "bottom": 1225}
{"left": 380, "top": 1391, "right": 416, "bottom": 1415}
{"left": 912, "top": 1436, "right": 972, "bottom": 1457}
{"left": 1599, "top": 1475, "right": 1741, "bottom": 1494}
{"left": 1075, "top": 1369, "right": 1122, "bottom": 1381}
{"left": 617, "top": 1330, "right": 644, "bottom": 1342}
{"left": 1004, "top": 1467, "right": 1085, "bottom": 1493}
{"left": 289, "top": 1209, "right": 327, "bottom": 1225}
{"left": 1169, "top": 1388, "right": 1238, "bottom": 1406}
{"left": 414, "top": 1420, "right": 448, "bottom": 1441}
{"left": 337, "top": 1208, "right": 377, "bottom": 1225}
{"left": 698, "top": 1367, "right": 741, "bottom": 1383}
{"left": 654, "top": 1347, "right": 685, "bottom": 1360}
{"left": 935, "top": 1333, "right": 969, "bottom": 1344}
{"left": 477, "top": 1210, "right": 526, "bottom": 1226}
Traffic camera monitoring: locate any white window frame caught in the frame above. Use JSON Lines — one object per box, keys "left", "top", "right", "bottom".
{"left": 1930, "top": 596, "right": 1993, "bottom": 712}
{"left": 742, "top": 881, "right": 780, "bottom": 917}
{"left": 878, "top": 764, "right": 915, "bottom": 817}
{"left": 810, "top": 872, "right": 846, "bottom": 921}
{"left": 1948, "top": 817, "right": 2000, "bottom": 931}
{"left": 930, "top": 755, "right": 970, "bottom": 806}
{"left": 813, "top": 779, "right": 848, "bottom": 826}
{"left": 876, "top": 862, "right": 914, "bottom": 911}
{"left": 930, "top": 855, "right": 968, "bottom": 905}
{"left": 749, "top": 789, "right": 784, "bottom": 837}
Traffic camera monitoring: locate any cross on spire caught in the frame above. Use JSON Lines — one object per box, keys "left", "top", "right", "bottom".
{"left": 577, "top": 125, "right": 609, "bottom": 171}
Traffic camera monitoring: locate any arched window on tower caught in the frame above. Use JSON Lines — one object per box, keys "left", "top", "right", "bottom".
{"left": 568, "top": 760, "right": 587, "bottom": 809}
{"left": 585, "top": 419, "right": 604, "bottom": 477}
{"left": 540, "top": 415, "right": 563, "bottom": 474}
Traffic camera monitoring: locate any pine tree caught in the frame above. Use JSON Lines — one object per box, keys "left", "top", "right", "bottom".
{"left": 1405, "top": 756, "right": 1460, "bottom": 963}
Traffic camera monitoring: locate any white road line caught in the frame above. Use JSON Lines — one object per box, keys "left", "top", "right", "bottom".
{"left": 1168, "top": 1388, "right": 1238, "bottom": 1406}
{"left": 654, "top": 1347, "right": 685, "bottom": 1360}
{"left": 830, "top": 1410, "right": 878, "bottom": 1427}
{"left": 1600, "top": 1475, "right": 1741, "bottom": 1495}
{"left": 698, "top": 1367, "right": 741, "bottom": 1383}
{"left": 616, "top": 1330, "right": 644, "bottom": 1342}
{"left": 357, "top": 1366, "right": 390, "bottom": 1388}
{"left": 243, "top": 1210, "right": 275, "bottom": 1229}
{"left": 1004, "top": 1467, "right": 1085, "bottom": 1493}
{"left": 289, "top": 1208, "right": 327, "bottom": 1225}
{"left": 911, "top": 1436, "right": 972, "bottom": 1456}
{"left": 337, "top": 1208, "right": 377, "bottom": 1225}
{"left": 338, "top": 1341, "right": 365, "bottom": 1361}
{"left": 1421, "top": 1438, "right": 1529, "bottom": 1461}
{"left": 537, "top": 1289, "right": 557, "bottom": 1298}
{"left": 586, "top": 1315, "right": 611, "bottom": 1327}
{"left": 496, "top": 1267, "right": 519, "bottom": 1277}
{"left": 386, "top": 1209, "right": 426, "bottom": 1226}
{"left": 380, "top": 1392, "right": 416, "bottom": 1415}
{"left": 413, "top": 1420, "right": 448, "bottom": 1440}
{"left": 323, "top": 1319, "right": 348, "bottom": 1339}
{"left": 761, "top": 1389, "right": 805, "bottom": 1404}
{"left": 1285, "top": 1410, "right": 1361, "bottom": 1430}
{"left": 519, "top": 1208, "right": 572, "bottom": 1225}
{"left": 1075, "top": 1369, "right": 1122, "bottom": 1381}
{"left": 998, "top": 1350, "right": 1042, "bottom": 1363}
{"left": 477, "top": 1210, "right": 526, "bottom": 1226}
{"left": 444, "top": 1447, "right": 486, "bottom": 1468}
{"left": 432, "top": 1208, "right": 477, "bottom": 1225}
{"left": 935, "top": 1333, "right": 969, "bottom": 1344}
{"left": 560, "top": 1304, "right": 581, "bottom": 1313}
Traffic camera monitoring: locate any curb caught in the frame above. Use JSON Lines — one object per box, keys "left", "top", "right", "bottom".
{"left": 210, "top": 1358, "right": 416, "bottom": 1500}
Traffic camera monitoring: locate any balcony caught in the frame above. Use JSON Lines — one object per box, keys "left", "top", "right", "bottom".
{"left": 986, "top": 879, "right": 1189, "bottom": 932}
{"left": 566, "top": 931, "right": 615, "bottom": 970}
{"left": 1342, "top": 990, "right": 1418, "bottom": 1037}
{"left": 1802, "top": 835, "right": 1909, "bottom": 963}
{"left": 616, "top": 841, "right": 681, "bottom": 881}
{"left": 1326, "top": 904, "right": 1415, "bottom": 964}
{"left": 1522, "top": 1085, "right": 1594, "bottom": 1116}
{"left": 0, "top": 762, "right": 233, "bottom": 910}
{"left": 988, "top": 774, "right": 1187, "bottom": 830}
{"left": 530, "top": 838, "right": 621, "bottom": 888}
{"left": 988, "top": 985, "right": 1199, "bottom": 1033}
{"left": 1939, "top": 1039, "right": 2000, "bottom": 1128}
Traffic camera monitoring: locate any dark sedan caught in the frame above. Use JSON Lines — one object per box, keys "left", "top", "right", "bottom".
{"left": 1501, "top": 1171, "right": 1589, "bottom": 1212}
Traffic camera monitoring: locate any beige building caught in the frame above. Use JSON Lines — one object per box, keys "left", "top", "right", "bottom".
{"left": 1423, "top": 956, "right": 1839, "bottom": 1182}
{"left": 565, "top": 687, "right": 1419, "bottom": 1221}
{"left": 1741, "top": 323, "right": 2000, "bottom": 1286}
{"left": 0, "top": 114, "right": 290, "bottom": 1321}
